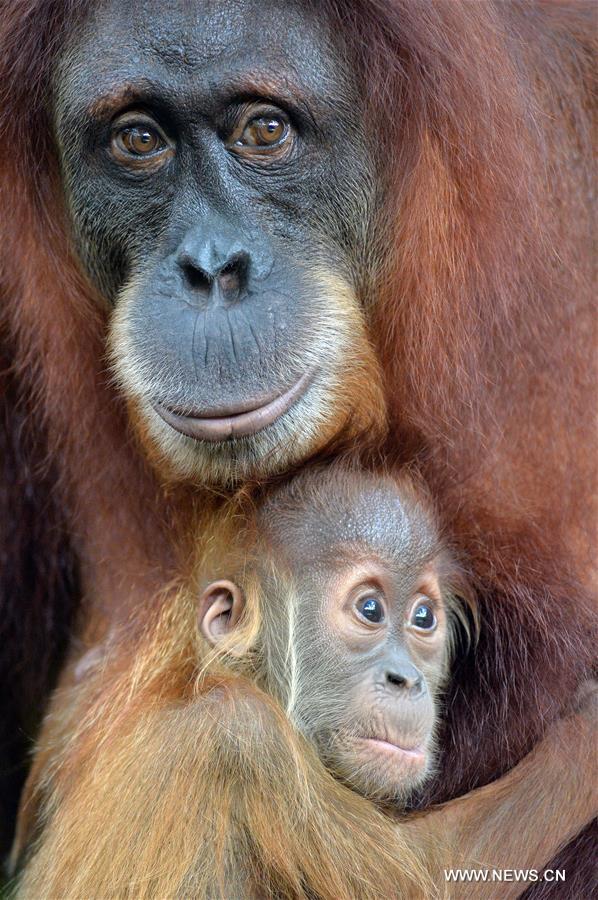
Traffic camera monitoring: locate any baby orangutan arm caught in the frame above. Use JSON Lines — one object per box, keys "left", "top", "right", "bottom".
{"left": 14, "top": 669, "right": 438, "bottom": 900}
{"left": 14, "top": 665, "right": 596, "bottom": 900}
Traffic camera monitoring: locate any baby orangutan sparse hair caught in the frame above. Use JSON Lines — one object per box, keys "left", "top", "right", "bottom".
{"left": 198, "top": 466, "right": 473, "bottom": 806}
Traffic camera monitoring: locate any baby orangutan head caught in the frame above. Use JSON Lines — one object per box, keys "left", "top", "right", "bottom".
{"left": 198, "top": 467, "right": 472, "bottom": 804}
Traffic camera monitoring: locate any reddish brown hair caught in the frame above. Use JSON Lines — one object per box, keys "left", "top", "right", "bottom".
{"left": 1, "top": 0, "right": 595, "bottom": 888}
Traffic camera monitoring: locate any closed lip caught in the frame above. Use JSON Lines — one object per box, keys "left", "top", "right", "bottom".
{"left": 357, "top": 736, "right": 426, "bottom": 763}
{"left": 152, "top": 370, "right": 314, "bottom": 442}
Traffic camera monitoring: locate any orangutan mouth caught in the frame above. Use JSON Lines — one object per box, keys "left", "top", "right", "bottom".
{"left": 153, "top": 370, "right": 314, "bottom": 442}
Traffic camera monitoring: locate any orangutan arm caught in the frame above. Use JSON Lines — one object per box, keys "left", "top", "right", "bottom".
{"left": 408, "top": 682, "right": 598, "bottom": 899}
{"left": 14, "top": 674, "right": 436, "bottom": 900}
{"left": 14, "top": 667, "right": 596, "bottom": 900}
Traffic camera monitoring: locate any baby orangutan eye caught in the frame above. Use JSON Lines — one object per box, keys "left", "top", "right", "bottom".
{"left": 410, "top": 601, "right": 437, "bottom": 632}
{"left": 355, "top": 595, "right": 385, "bottom": 624}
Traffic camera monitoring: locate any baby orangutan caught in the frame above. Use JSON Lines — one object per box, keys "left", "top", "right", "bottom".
{"left": 199, "top": 467, "right": 470, "bottom": 807}
{"left": 195, "top": 465, "right": 597, "bottom": 886}
{"left": 13, "top": 467, "right": 597, "bottom": 899}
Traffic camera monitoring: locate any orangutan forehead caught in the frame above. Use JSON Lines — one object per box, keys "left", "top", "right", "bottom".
{"left": 258, "top": 474, "right": 440, "bottom": 574}
{"left": 55, "top": 0, "right": 346, "bottom": 119}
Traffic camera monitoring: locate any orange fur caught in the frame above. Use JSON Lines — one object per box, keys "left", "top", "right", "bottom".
{"left": 0, "top": 0, "right": 596, "bottom": 890}
{"left": 13, "top": 494, "right": 597, "bottom": 899}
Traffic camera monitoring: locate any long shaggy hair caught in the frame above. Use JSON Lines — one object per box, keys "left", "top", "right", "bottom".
{"left": 1, "top": 0, "right": 596, "bottom": 890}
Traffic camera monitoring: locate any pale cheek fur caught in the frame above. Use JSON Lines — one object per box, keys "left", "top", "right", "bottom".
{"left": 109, "top": 272, "right": 386, "bottom": 483}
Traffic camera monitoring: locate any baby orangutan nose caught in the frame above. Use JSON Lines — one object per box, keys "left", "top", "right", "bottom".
{"left": 384, "top": 662, "right": 424, "bottom": 697}
{"left": 386, "top": 669, "right": 421, "bottom": 691}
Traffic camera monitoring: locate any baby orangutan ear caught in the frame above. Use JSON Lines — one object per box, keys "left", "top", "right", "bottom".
{"left": 198, "top": 580, "right": 245, "bottom": 646}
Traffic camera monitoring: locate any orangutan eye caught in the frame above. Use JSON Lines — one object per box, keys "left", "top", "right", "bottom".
{"left": 236, "top": 115, "right": 289, "bottom": 148}
{"left": 120, "top": 126, "right": 162, "bottom": 155}
{"left": 109, "top": 115, "right": 173, "bottom": 170}
{"left": 227, "top": 105, "right": 295, "bottom": 161}
{"left": 355, "top": 596, "right": 385, "bottom": 624}
{"left": 411, "top": 603, "right": 436, "bottom": 631}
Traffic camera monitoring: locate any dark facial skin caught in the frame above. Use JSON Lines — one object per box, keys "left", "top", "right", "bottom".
{"left": 200, "top": 470, "right": 459, "bottom": 804}
{"left": 53, "top": 0, "right": 380, "bottom": 483}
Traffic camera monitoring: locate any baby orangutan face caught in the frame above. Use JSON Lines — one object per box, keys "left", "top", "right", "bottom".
{"left": 199, "top": 468, "right": 464, "bottom": 804}
{"left": 308, "top": 556, "right": 450, "bottom": 802}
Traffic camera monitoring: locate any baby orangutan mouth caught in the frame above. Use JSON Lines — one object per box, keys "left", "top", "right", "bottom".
{"left": 324, "top": 725, "right": 433, "bottom": 802}
{"left": 152, "top": 370, "right": 315, "bottom": 442}
{"left": 358, "top": 737, "right": 426, "bottom": 761}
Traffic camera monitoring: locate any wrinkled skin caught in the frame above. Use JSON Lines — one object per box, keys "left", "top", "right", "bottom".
{"left": 53, "top": 0, "right": 383, "bottom": 483}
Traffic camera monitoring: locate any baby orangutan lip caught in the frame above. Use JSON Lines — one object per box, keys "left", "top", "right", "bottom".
{"left": 358, "top": 737, "right": 426, "bottom": 766}
{"left": 152, "top": 370, "right": 314, "bottom": 442}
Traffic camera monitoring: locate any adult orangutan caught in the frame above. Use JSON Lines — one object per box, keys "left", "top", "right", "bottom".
{"left": 0, "top": 0, "right": 595, "bottom": 893}
{"left": 12, "top": 467, "right": 598, "bottom": 897}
